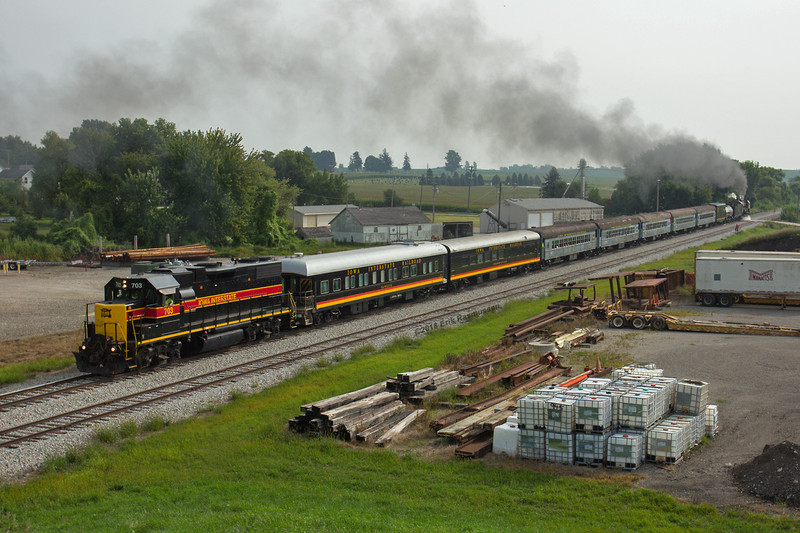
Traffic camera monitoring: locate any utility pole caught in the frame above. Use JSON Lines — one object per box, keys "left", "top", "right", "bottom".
{"left": 467, "top": 165, "right": 474, "bottom": 212}
{"left": 656, "top": 178, "right": 661, "bottom": 212}
{"left": 496, "top": 182, "right": 502, "bottom": 233}
{"left": 432, "top": 185, "right": 439, "bottom": 223}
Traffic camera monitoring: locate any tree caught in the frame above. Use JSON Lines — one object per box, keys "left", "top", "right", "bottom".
{"left": 383, "top": 188, "right": 403, "bottom": 207}
{"left": 402, "top": 153, "right": 411, "bottom": 171}
{"left": 0, "top": 135, "right": 40, "bottom": 169}
{"left": 379, "top": 148, "right": 393, "bottom": 172}
{"left": 303, "top": 146, "right": 336, "bottom": 171}
{"left": 444, "top": 150, "right": 462, "bottom": 173}
{"left": 540, "top": 166, "right": 568, "bottom": 198}
{"left": 364, "top": 155, "right": 384, "bottom": 172}
{"left": 348, "top": 151, "right": 363, "bottom": 171}
{"left": 9, "top": 214, "right": 38, "bottom": 240}
{"left": 116, "top": 169, "right": 177, "bottom": 247}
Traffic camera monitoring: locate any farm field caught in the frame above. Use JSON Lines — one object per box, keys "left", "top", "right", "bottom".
{"left": 346, "top": 175, "right": 616, "bottom": 212}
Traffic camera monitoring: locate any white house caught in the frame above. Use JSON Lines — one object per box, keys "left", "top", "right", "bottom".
{"left": 0, "top": 165, "right": 35, "bottom": 191}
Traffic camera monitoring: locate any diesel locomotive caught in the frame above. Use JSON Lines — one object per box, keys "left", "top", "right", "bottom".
{"left": 75, "top": 259, "right": 290, "bottom": 375}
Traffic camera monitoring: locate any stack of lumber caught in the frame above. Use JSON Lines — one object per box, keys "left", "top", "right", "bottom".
{"left": 386, "top": 368, "right": 463, "bottom": 402}
{"left": 289, "top": 367, "right": 465, "bottom": 444}
{"left": 289, "top": 382, "right": 404, "bottom": 441}
{"left": 100, "top": 243, "right": 215, "bottom": 263}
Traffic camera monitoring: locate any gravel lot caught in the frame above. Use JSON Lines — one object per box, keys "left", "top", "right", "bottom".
{"left": 2, "top": 222, "right": 798, "bottom": 516}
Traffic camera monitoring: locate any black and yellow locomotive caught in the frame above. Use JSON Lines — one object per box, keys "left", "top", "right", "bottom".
{"left": 76, "top": 259, "right": 291, "bottom": 375}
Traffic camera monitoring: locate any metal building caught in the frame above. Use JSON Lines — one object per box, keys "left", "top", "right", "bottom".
{"left": 480, "top": 198, "right": 604, "bottom": 233}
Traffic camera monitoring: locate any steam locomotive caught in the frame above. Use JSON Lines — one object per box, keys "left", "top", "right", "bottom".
{"left": 76, "top": 200, "right": 745, "bottom": 375}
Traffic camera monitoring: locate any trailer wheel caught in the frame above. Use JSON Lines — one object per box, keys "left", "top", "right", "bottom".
{"left": 700, "top": 293, "right": 716, "bottom": 307}
{"left": 609, "top": 314, "right": 626, "bottom": 329}
{"left": 718, "top": 294, "right": 733, "bottom": 307}
{"left": 630, "top": 316, "right": 646, "bottom": 329}
{"left": 650, "top": 316, "right": 667, "bottom": 330}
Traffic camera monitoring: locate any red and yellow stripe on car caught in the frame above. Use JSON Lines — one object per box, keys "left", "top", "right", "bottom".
{"left": 450, "top": 257, "right": 540, "bottom": 281}
{"left": 316, "top": 277, "right": 445, "bottom": 309}
{"left": 124, "top": 284, "right": 283, "bottom": 321}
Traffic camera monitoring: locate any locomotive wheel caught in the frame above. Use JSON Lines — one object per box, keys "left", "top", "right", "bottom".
{"left": 630, "top": 316, "right": 646, "bottom": 330}
{"left": 609, "top": 314, "right": 626, "bottom": 329}
{"left": 700, "top": 293, "right": 716, "bottom": 307}
{"left": 718, "top": 294, "right": 733, "bottom": 307}
{"left": 650, "top": 316, "right": 667, "bottom": 331}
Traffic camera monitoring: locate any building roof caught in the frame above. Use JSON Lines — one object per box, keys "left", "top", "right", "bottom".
{"left": 501, "top": 198, "right": 602, "bottom": 210}
{"left": 339, "top": 206, "right": 432, "bottom": 226}
{"left": 0, "top": 165, "right": 34, "bottom": 181}
{"left": 293, "top": 204, "right": 356, "bottom": 215}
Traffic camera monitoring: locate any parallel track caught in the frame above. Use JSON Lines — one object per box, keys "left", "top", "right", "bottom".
{"left": 0, "top": 216, "right": 766, "bottom": 448}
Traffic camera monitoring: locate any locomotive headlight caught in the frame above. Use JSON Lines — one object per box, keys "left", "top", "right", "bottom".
{"left": 110, "top": 346, "right": 116, "bottom": 352}
{"left": 80, "top": 344, "right": 86, "bottom": 350}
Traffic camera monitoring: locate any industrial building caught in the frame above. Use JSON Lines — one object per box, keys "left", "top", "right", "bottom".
{"left": 480, "top": 198, "right": 604, "bottom": 233}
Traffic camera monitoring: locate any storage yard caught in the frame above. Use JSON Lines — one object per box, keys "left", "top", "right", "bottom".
{"left": 1, "top": 260, "right": 799, "bottom": 515}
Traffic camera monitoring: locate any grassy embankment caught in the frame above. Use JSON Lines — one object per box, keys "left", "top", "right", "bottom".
{"left": 2, "top": 224, "right": 799, "bottom": 530}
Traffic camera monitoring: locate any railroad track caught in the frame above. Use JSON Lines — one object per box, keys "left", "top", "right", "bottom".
{"left": 0, "top": 216, "right": 766, "bottom": 449}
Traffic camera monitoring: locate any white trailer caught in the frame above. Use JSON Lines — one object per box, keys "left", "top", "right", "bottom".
{"left": 694, "top": 250, "right": 800, "bottom": 307}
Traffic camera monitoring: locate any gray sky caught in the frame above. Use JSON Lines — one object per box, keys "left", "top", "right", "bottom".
{"left": 1, "top": 0, "right": 797, "bottom": 171}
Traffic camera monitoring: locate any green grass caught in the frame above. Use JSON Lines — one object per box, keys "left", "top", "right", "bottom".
{"left": 1, "top": 224, "right": 797, "bottom": 531}
{"left": 0, "top": 357, "right": 74, "bottom": 385}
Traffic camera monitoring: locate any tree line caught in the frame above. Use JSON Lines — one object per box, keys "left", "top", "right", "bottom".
{"left": 1, "top": 119, "right": 348, "bottom": 251}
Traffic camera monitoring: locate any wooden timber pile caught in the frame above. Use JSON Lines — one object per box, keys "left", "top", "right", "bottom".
{"left": 288, "top": 369, "right": 467, "bottom": 444}
{"left": 100, "top": 243, "right": 215, "bottom": 263}
{"left": 386, "top": 368, "right": 464, "bottom": 403}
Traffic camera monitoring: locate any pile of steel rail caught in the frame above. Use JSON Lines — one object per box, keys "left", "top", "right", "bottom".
{"left": 100, "top": 243, "right": 215, "bottom": 263}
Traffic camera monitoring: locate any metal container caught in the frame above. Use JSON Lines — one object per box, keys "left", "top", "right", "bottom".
{"left": 546, "top": 397, "right": 577, "bottom": 433}
{"left": 545, "top": 431, "right": 574, "bottom": 464}
{"left": 674, "top": 379, "right": 709, "bottom": 415}
{"left": 646, "top": 425, "right": 687, "bottom": 464}
{"left": 606, "top": 432, "right": 645, "bottom": 469}
{"left": 575, "top": 395, "right": 613, "bottom": 432}
{"left": 705, "top": 404, "right": 719, "bottom": 437}
{"left": 519, "top": 428, "right": 546, "bottom": 460}
{"left": 581, "top": 377, "right": 612, "bottom": 390}
{"left": 517, "top": 394, "right": 550, "bottom": 430}
{"left": 575, "top": 431, "right": 609, "bottom": 466}
{"left": 618, "top": 391, "right": 658, "bottom": 429}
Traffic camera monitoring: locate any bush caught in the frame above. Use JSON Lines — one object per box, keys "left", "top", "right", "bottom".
{"left": 9, "top": 215, "right": 38, "bottom": 240}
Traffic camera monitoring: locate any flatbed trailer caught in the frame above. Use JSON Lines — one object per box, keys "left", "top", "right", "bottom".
{"left": 607, "top": 310, "right": 800, "bottom": 337}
